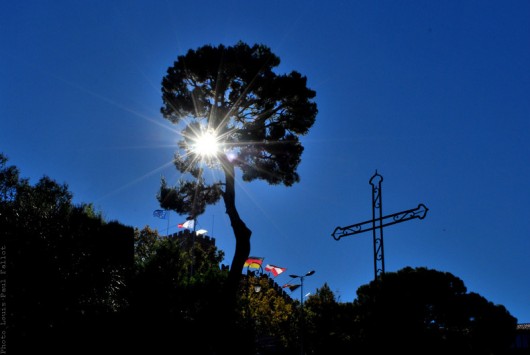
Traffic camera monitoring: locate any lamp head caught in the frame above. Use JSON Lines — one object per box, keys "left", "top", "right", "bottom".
{"left": 305, "top": 270, "right": 315, "bottom": 277}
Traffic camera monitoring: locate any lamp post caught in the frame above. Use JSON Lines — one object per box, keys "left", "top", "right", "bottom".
{"left": 289, "top": 270, "right": 315, "bottom": 355}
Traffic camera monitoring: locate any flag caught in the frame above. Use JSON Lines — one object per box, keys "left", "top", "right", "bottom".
{"left": 153, "top": 209, "right": 168, "bottom": 219}
{"left": 244, "top": 256, "right": 264, "bottom": 269}
{"left": 282, "top": 284, "right": 300, "bottom": 292}
{"left": 265, "top": 264, "right": 287, "bottom": 277}
{"left": 178, "top": 219, "right": 195, "bottom": 229}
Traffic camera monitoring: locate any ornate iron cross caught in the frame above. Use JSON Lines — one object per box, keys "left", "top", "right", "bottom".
{"left": 331, "top": 171, "right": 428, "bottom": 280}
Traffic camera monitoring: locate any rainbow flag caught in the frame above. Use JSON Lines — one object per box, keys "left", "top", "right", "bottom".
{"left": 244, "top": 256, "right": 264, "bottom": 269}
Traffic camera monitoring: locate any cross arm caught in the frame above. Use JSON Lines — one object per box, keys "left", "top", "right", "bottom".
{"left": 331, "top": 203, "right": 428, "bottom": 241}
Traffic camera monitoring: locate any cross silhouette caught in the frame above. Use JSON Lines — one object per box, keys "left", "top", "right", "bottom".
{"left": 331, "top": 171, "right": 428, "bottom": 280}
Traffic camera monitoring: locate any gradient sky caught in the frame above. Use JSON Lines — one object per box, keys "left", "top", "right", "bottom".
{"left": 2, "top": 1, "right": 529, "bottom": 323}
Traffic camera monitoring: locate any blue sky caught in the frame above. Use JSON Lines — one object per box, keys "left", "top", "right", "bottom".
{"left": 2, "top": 1, "right": 529, "bottom": 323}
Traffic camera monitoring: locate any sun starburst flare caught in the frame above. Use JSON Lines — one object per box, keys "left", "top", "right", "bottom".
{"left": 193, "top": 130, "right": 220, "bottom": 157}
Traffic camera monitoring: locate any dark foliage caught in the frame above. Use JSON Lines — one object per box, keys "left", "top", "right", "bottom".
{"left": 127, "top": 227, "right": 228, "bottom": 354}
{"left": 352, "top": 267, "right": 518, "bottom": 355}
{"left": 2, "top": 154, "right": 520, "bottom": 354}
{"left": 0, "top": 154, "right": 134, "bottom": 354}
{"left": 303, "top": 283, "right": 357, "bottom": 354}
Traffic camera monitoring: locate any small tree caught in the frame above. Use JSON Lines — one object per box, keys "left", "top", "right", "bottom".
{"left": 303, "top": 283, "right": 357, "bottom": 354}
{"left": 157, "top": 41, "right": 318, "bottom": 302}
{"left": 239, "top": 274, "right": 297, "bottom": 352}
{"left": 129, "top": 227, "right": 226, "bottom": 353}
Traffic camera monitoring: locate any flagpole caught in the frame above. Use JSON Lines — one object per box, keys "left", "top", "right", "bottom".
{"left": 166, "top": 210, "right": 170, "bottom": 237}
{"left": 190, "top": 216, "right": 196, "bottom": 279}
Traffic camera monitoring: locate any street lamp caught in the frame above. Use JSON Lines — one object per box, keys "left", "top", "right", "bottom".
{"left": 289, "top": 270, "right": 315, "bottom": 355}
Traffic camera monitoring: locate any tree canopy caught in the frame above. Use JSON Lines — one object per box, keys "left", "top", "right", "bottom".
{"left": 0, "top": 153, "right": 134, "bottom": 354}
{"left": 352, "top": 266, "right": 518, "bottom": 354}
{"left": 159, "top": 41, "right": 317, "bottom": 188}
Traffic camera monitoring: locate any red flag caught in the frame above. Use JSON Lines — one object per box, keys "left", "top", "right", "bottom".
{"left": 265, "top": 264, "right": 287, "bottom": 277}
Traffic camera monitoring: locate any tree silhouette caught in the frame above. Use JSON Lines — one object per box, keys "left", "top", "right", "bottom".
{"left": 0, "top": 153, "right": 133, "bottom": 354}
{"left": 157, "top": 42, "right": 318, "bottom": 302}
{"left": 128, "top": 227, "right": 226, "bottom": 353}
{"left": 239, "top": 273, "right": 297, "bottom": 353}
{"left": 352, "top": 267, "right": 517, "bottom": 355}
{"left": 303, "top": 283, "right": 357, "bottom": 354}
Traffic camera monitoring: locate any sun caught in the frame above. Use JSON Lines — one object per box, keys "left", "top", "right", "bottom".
{"left": 192, "top": 130, "right": 220, "bottom": 157}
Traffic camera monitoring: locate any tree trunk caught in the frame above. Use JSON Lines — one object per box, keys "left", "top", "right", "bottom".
{"left": 220, "top": 156, "right": 252, "bottom": 298}
{"left": 214, "top": 156, "right": 252, "bottom": 354}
